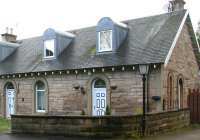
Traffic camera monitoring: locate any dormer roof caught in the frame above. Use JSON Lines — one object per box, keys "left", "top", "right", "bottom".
{"left": 96, "top": 17, "right": 128, "bottom": 31}
{"left": 43, "top": 28, "right": 75, "bottom": 40}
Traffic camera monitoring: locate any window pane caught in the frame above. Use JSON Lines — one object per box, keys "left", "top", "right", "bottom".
{"left": 94, "top": 79, "right": 106, "bottom": 88}
{"left": 6, "top": 83, "right": 14, "bottom": 89}
{"left": 36, "top": 81, "right": 45, "bottom": 90}
{"left": 99, "top": 30, "right": 112, "bottom": 52}
{"left": 44, "top": 40, "right": 54, "bottom": 57}
{"left": 37, "top": 91, "right": 45, "bottom": 111}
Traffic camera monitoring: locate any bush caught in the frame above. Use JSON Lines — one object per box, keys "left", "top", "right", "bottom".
{"left": 81, "top": 110, "right": 85, "bottom": 115}
{"left": 105, "top": 106, "right": 111, "bottom": 115}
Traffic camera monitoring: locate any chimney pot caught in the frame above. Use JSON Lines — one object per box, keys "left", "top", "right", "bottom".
{"left": 1, "top": 27, "right": 17, "bottom": 43}
{"left": 10, "top": 28, "right": 13, "bottom": 34}
{"left": 170, "top": 0, "right": 185, "bottom": 11}
{"left": 6, "top": 27, "right": 8, "bottom": 34}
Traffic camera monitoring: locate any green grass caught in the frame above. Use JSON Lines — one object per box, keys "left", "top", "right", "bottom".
{"left": 0, "top": 117, "right": 11, "bottom": 133}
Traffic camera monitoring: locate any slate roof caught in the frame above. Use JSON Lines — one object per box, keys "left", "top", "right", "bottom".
{"left": 0, "top": 10, "right": 187, "bottom": 75}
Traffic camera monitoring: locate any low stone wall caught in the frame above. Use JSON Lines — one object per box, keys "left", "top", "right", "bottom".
{"left": 11, "top": 109, "right": 190, "bottom": 137}
{"left": 145, "top": 109, "right": 190, "bottom": 135}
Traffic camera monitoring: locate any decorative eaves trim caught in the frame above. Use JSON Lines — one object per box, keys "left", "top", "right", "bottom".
{"left": 0, "top": 63, "right": 161, "bottom": 79}
{"left": 164, "top": 10, "right": 189, "bottom": 67}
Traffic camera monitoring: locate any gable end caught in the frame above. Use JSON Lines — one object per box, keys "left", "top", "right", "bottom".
{"left": 164, "top": 10, "right": 189, "bottom": 67}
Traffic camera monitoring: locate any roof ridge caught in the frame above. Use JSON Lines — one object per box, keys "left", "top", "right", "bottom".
{"left": 122, "top": 10, "right": 187, "bottom": 24}
{"left": 19, "top": 36, "right": 42, "bottom": 41}
{"left": 17, "top": 10, "right": 187, "bottom": 41}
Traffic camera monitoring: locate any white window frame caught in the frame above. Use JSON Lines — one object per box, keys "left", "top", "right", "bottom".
{"left": 44, "top": 39, "right": 55, "bottom": 59}
{"left": 98, "top": 30, "right": 112, "bottom": 52}
{"left": 35, "top": 86, "right": 46, "bottom": 113}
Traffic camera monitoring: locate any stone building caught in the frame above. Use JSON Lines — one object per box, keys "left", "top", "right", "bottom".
{"left": 0, "top": 0, "right": 199, "bottom": 118}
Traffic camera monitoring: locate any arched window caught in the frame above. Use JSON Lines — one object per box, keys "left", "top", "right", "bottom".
{"left": 5, "top": 82, "right": 14, "bottom": 90}
{"left": 94, "top": 79, "right": 106, "bottom": 88}
{"left": 178, "top": 78, "right": 184, "bottom": 109}
{"left": 35, "top": 81, "right": 46, "bottom": 113}
{"left": 167, "top": 73, "right": 174, "bottom": 110}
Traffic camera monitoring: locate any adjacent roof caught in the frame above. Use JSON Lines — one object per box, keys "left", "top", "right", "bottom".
{"left": 0, "top": 41, "right": 20, "bottom": 62}
{"left": 0, "top": 10, "right": 189, "bottom": 74}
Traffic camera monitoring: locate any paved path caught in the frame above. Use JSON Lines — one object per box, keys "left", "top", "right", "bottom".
{"left": 0, "top": 134, "right": 87, "bottom": 140}
{"left": 1, "top": 129, "right": 200, "bottom": 140}
{"left": 143, "top": 128, "right": 200, "bottom": 140}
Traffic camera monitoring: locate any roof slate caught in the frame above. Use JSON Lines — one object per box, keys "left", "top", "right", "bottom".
{"left": 0, "top": 10, "right": 187, "bottom": 74}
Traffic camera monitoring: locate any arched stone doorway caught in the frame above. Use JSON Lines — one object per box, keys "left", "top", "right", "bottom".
{"left": 92, "top": 79, "right": 106, "bottom": 116}
{"left": 5, "top": 82, "right": 15, "bottom": 118}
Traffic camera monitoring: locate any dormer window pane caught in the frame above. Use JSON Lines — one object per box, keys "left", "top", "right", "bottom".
{"left": 98, "top": 30, "right": 112, "bottom": 52}
{"left": 44, "top": 39, "right": 55, "bottom": 58}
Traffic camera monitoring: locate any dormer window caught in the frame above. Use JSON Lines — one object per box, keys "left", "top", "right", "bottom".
{"left": 43, "top": 28, "right": 75, "bottom": 60}
{"left": 44, "top": 39, "right": 55, "bottom": 58}
{"left": 96, "top": 17, "right": 128, "bottom": 53}
{"left": 98, "top": 30, "right": 112, "bottom": 52}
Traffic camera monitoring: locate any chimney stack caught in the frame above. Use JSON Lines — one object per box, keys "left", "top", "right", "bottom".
{"left": 169, "top": 0, "right": 185, "bottom": 12}
{"left": 1, "top": 27, "right": 17, "bottom": 43}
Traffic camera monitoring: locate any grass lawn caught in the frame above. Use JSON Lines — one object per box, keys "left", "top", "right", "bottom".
{"left": 0, "top": 117, "right": 11, "bottom": 133}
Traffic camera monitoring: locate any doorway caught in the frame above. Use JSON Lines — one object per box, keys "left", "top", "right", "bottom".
{"left": 92, "top": 79, "right": 106, "bottom": 116}
{"left": 5, "top": 82, "right": 15, "bottom": 118}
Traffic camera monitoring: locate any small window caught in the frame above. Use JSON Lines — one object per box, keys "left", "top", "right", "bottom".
{"left": 6, "top": 82, "right": 14, "bottom": 89}
{"left": 167, "top": 73, "right": 174, "bottom": 110}
{"left": 178, "top": 78, "right": 183, "bottom": 109}
{"left": 44, "top": 39, "right": 55, "bottom": 58}
{"left": 98, "top": 30, "right": 112, "bottom": 52}
{"left": 94, "top": 79, "right": 106, "bottom": 88}
{"left": 35, "top": 81, "right": 46, "bottom": 113}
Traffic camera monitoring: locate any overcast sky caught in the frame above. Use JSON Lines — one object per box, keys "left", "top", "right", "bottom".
{"left": 0, "top": 0, "right": 199, "bottom": 39}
